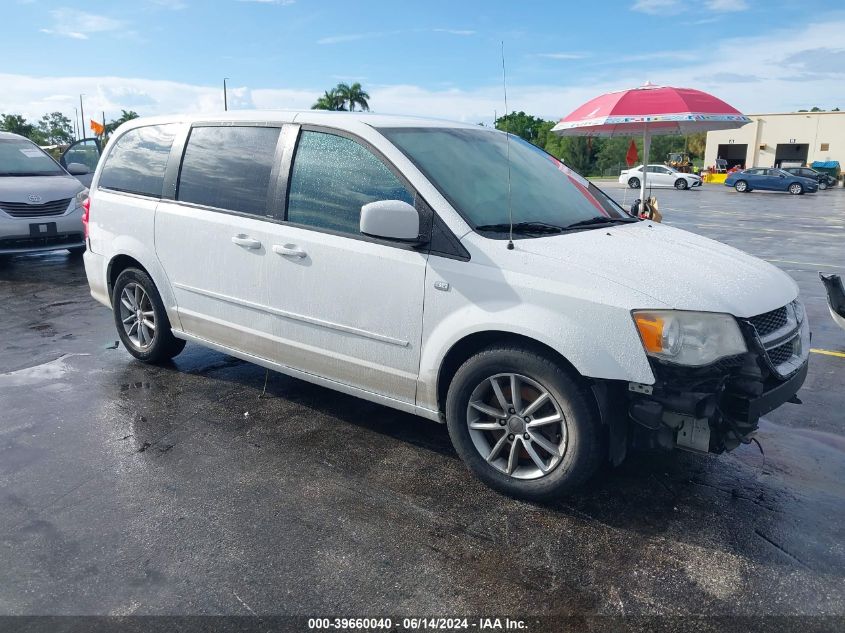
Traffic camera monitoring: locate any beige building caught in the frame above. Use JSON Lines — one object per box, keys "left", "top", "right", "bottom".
{"left": 704, "top": 111, "right": 844, "bottom": 170}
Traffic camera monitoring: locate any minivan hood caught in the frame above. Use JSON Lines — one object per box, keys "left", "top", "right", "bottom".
{"left": 0, "top": 174, "right": 84, "bottom": 203}
{"left": 514, "top": 221, "right": 797, "bottom": 318}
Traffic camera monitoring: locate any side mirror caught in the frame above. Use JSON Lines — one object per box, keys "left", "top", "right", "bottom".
{"left": 66, "top": 162, "right": 90, "bottom": 176}
{"left": 360, "top": 200, "right": 421, "bottom": 242}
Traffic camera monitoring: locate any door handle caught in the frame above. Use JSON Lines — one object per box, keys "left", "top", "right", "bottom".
{"left": 231, "top": 234, "right": 262, "bottom": 249}
{"left": 273, "top": 244, "right": 307, "bottom": 258}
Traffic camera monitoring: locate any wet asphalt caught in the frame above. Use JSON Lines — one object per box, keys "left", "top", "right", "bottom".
{"left": 0, "top": 184, "right": 843, "bottom": 626}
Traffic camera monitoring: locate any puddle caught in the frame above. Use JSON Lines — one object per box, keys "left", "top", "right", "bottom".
{"left": 0, "top": 354, "right": 90, "bottom": 387}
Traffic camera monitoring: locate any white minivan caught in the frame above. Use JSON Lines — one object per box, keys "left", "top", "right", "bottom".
{"left": 83, "top": 112, "right": 809, "bottom": 499}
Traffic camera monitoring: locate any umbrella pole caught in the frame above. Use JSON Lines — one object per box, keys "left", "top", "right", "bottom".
{"left": 640, "top": 123, "right": 650, "bottom": 213}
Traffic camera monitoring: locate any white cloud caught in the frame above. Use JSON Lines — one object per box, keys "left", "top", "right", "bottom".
{"left": 39, "top": 8, "right": 126, "bottom": 40}
{"left": 534, "top": 52, "right": 589, "bottom": 60}
{"left": 706, "top": 0, "right": 748, "bottom": 11}
{"left": 632, "top": 0, "right": 747, "bottom": 14}
{"left": 147, "top": 0, "right": 189, "bottom": 9}
{"left": 631, "top": 0, "right": 682, "bottom": 15}
{"left": 5, "top": 19, "right": 844, "bottom": 125}
{"left": 432, "top": 28, "right": 476, "bottom": 36}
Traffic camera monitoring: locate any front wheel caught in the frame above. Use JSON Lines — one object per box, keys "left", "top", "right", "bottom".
{"left": 674, "top": 178, "right": 688, "bottom": 190}
{"left": 445, "top": 346, "right": 602, "bottom": 500}
{"left": 734, "top": 180, "right": 748, "bottom": 193}
{"left": 818, "top": 181, "right": 828, "bottom": 191}
{"left": 628, "top": 177, "right": 640, "bottom": 189}
{"left": 789, "top": 183, "right": 803, "bottom": 195}
{"left": 112, "top": 267, "right": 186, "bottom": 363}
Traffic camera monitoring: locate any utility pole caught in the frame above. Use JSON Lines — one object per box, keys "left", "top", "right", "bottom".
{"left": 223, "top": 78, "right": 228, "bottom": 111}
{"left": 73, "top": 107, "right": 80, "bottom": 141}
{"left": 79, "top": 94, "right": 86, "bottom": 139}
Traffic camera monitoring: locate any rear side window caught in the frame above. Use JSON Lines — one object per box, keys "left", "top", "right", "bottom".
{"left": 287, "top": 130, "right": 414, "bottom": 235}
{"left": 178, "top": 126, "right": 281, "bottom": 217}
{"left": 99, "top": 124, "right": 177, "bottom": 197}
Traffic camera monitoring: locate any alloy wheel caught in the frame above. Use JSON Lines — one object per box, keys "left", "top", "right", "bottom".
{"left": 735, "top": 181, "right": 747, "bottom": 192}
{"left": 789, "top": 183, "right": 802, "bottom": 195}
{"left": 118, "top": 282, "right": 156, "bottom": 349}
{"left": 466, "top": 373, "right": 567, "bottom": 480}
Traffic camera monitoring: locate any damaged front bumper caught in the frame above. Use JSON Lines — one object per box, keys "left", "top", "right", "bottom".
{"left": 598, "top": 302, "right": 810, "bottom": 462}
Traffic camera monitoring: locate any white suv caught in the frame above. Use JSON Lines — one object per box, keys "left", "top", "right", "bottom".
{"left": 83, "top": 112, "right": 809, "bottom": 499}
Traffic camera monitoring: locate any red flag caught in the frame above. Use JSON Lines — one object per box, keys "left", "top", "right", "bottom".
{"left": 625, "top": 139, "right": 639, "bottom": 167}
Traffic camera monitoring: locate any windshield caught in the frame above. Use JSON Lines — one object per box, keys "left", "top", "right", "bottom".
{"left": 379, "top": 127, "right": 627, "bottom": 237}
{"left": 0, "top": 138, "right": 64, "bottom": 176}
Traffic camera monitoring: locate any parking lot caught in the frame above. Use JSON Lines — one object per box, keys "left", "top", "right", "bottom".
{"left": 1, "top": 185, "right": 843, "bottom": 626}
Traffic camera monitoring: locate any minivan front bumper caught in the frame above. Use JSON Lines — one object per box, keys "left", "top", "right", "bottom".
{"left": 619, "top": 302, "right": 810, "bottom": 456}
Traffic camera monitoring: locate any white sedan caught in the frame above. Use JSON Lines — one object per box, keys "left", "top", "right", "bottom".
{"left": 619, "top": 164, "right": 701, "bottom": 190}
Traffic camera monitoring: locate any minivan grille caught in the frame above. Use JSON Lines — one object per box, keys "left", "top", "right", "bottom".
{"left": 747, "top": 306, "right": 787, "bottom": 338}
{"left": 745, "top": 302, "right": 805, "bottom": 378}
{"left": 0, "top": 198, "right": 72, "bottom": 218}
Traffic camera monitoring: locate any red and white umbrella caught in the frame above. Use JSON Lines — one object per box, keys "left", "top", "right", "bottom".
{"left": 552, "top": 82, "right": 750, "bottom": 203}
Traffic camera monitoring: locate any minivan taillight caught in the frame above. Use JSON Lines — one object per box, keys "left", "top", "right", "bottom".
{"left": 81, "top": 197, "right": 91, "bottom": 240}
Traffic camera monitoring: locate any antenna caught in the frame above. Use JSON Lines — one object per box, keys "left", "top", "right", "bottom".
{"left": 501, "top": 41, "right": 514, "bottom": 250}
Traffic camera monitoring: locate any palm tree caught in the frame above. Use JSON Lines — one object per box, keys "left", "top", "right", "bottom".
{"left": 336, "top": 82, "right": 370, "bottom": 112}
{"left": 311, "top": 89, "right": 346, "bottom": 111}
{"left": 105, "top": 110, "right": 140, "bottom": 135}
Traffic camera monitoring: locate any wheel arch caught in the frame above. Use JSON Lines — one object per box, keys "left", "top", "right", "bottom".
{"left": 435, "top": 330, "right": 589, "bottom": 418}
{"left": 107, "top": 254, "right": 149, "bottom": 301}
{"left": 105, "top": 248, "right": 181, "bottom": 330}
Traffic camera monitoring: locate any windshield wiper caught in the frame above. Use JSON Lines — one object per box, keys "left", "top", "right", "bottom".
{"left": 474, "top": 221, "right": 564, "bottom": 235}
{"left": 562, "top": 216, "right": 638, "bottom": 230}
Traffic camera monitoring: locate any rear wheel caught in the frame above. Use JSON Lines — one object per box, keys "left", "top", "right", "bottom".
{"left": 789, "top": 183, "right": 803, "bottom": 195}
{"left": 628, "top": 177, "right": 640, "bottom": 189}
{"left": 445, "top": 346, "right": 602, "bottom": 500}
{"left": 734, "top": 180, "right": 748, "bottom": 193}
{"left": 112, "top": 268, "right": 186, "bottom": 363}
{"left": 674, "top": 178, "right": 688, "bottom": 190}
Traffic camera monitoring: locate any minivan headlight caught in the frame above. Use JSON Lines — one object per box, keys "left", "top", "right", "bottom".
{"left": 75, "top": 189, "right": 88, "bottom": 208}
{"left": 632, "top": 310, "right": 747, "bottom": 366}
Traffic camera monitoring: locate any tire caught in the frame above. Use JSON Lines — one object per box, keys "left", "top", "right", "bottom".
{"left": 112, "top": 267, "right": 186, "bottom": 363}
{"left": 788, "top": 183, "right": 803, "bottom": 195}
{"left": 818, "top": 181, "right": 828, "bottom": 191}
{"left": 674, "top": 178, "right": 688, "bottom": 190}
{"left": 734, "top": 180, "right": 748, "bottom": 193}
{"left": 628, "top": 177, "right": 640, "bottom": 189}
{"left": 445, "top": 345, "right": 602, "bottom": 500}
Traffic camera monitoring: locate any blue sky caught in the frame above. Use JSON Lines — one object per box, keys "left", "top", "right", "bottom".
{"left": 3, "top": 0, "right": 844, "bottom": 125}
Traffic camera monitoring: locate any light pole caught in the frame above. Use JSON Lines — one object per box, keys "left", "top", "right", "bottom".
{"left": 79, "top": 94, "right": 86, "bottom": 139}
{"left": 223, "top": 78, "right": 228, "bottom": 111}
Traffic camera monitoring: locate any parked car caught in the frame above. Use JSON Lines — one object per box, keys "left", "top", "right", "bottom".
{"left": 619, "top": 164, "right": 701, "bottom": 190}
{"left": 0, "top": 131, "right": 89, "bottom": 256}
{"left": 782, "top": 166, "right": 837, "bottom": 191}
{"left": 83, "top": 112, "right": 809, "bottom": 500}
{"left": 725, "top": 168, "right": 818, "bottom": 194}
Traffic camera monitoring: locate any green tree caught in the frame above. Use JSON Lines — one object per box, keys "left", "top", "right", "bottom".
{"left": 312, "top": 88, "right": 346, "bottom": 111}
{"left": 336, "top": 82, "right": 370, "bottom": 112}
{"left": 105, "top": 110, "right": 140, "bottom": 135}
{"left": 494, "top": 111, "right": 549, "bottom": 144}
{"left": 37, "top": 112, "right": 74, "bottom": 145}
{"left": 1, "top": 114, "right": 39, "bottom": 140}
